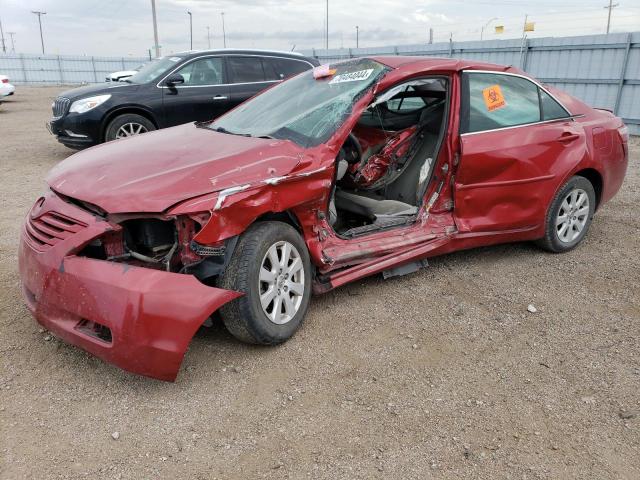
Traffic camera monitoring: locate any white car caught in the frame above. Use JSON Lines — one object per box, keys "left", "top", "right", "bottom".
{"left": 0, "top": 75, "right": 16, "bottom": 98}
{"left": 106, "top": 64, "right": 145, "bottom": 82}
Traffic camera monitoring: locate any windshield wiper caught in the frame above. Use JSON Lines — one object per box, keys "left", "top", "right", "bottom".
{"left": 212, "top": 126, "right": 252, "bottom": 137}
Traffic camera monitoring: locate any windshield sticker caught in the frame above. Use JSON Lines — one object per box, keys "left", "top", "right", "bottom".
{"left": 328, "top": 68, "right": 374, "bottom": 85}
{"left": 482, "top": 84, "right": 506, "bottom": 111}
{"left": 313, "top": 64, "right": 337, "bottom": 79}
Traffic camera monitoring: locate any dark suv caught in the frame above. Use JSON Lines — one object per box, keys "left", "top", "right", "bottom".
{"left": 48, "top": 49, "right": 319, "bottom": 149}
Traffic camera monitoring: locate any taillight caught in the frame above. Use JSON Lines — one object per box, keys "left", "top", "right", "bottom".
{"left": 1, "top": 79, "right": 8, "bottom": 84}
{"left": 617, "top": 125, "right": 629, "bottom": 143}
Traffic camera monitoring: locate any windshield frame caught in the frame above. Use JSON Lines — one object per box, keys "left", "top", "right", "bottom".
{"left": 126, "top": 55, "right": 188, "bottom": 85}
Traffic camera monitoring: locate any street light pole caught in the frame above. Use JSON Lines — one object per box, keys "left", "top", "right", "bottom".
{"left": 325, "top": 0, "right": 329, "bottom": 49}
{"left": 150, "top": 0, "right": 160, "bottom": 57}
{"left": 187, "top": 11, "right": 193, "bottom": 50}
{"left": 221, "top": 12, "right": 226, "bottom": 48}
{"left": 355, "top": 25, "right": 359, "bottom": 48}
{"left": 206, "top": 26, "right": 211, "bottom": 49}
{"left": 480, "top": 17, "right": 498, "bottom": 41}
{"left": 31, "top": 11, "right": 46, "bottom": 55}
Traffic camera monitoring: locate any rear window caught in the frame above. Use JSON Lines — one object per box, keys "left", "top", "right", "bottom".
{"left": 228, "top": 56, "right": 266, "bottom": 83}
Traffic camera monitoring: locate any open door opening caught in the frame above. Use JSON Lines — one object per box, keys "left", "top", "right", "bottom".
{"left": 328, "top": 77, "right": 450, "bottom": 238}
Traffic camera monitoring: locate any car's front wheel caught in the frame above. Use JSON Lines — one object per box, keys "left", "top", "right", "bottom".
{"left": 218, "top": 221, "right": 312, "bottom": 344}
{"left": 104, "top": 113, "right": 156, "bottom": 142}
{"left": 537, "top": 175, "right": 596, "bottom": 253}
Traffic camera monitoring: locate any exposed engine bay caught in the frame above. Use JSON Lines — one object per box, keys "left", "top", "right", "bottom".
{"left": 330, "top": 77, "right": 449, "bottom": 237}
{"left": 79, "top": 213, "right": 233, "bottom": 284}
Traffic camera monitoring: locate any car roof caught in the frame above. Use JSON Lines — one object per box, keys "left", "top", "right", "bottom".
{"left": 177, "top": 48, "right": 310, "bottom": 59}
{"left": 369, "top": 56, "right": 520, "bottom": 74}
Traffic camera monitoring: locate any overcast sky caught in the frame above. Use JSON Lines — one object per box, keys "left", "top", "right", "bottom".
{"left": 1, "top": 0, "right": 639, "bottom": 57}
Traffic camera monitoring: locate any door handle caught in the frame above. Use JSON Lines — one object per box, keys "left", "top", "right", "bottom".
{"left": 212, "top": 95, "right": 228, "bottom": 101}
{"left": 557, "top": 133, "right": 580, "bottom": 143}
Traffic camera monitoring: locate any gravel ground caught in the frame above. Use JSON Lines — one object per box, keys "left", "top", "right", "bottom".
{"left": 1, "top": 87, "right": 639, "bottom": 479}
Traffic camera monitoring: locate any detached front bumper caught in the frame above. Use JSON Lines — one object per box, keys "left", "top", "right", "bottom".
{"left": 18, "top": 192, "right": 241, "bottom": 381}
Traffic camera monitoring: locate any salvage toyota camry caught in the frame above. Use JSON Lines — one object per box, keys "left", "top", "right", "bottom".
{"left": 19, "top": 57, "right": 628, "bottom": 381}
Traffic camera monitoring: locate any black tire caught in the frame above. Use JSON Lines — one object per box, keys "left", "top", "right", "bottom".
{"left": 104, "top": 113, "right": 155, "bottom": 142}
{"left": 536, "top": 175, "right": 596, "bottom": 253}
{"left": 218, "top": 221, "right": 312, "bottom": 345}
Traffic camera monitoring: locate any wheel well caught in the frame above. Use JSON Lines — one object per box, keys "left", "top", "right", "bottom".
{"left": 101, "top": 108, "right": 158, "bottom": 141}
{"left": 254, "top": 211, "right": 303, "bottom": 233}
{"left": 574, "top": 168, "right": 603, "bottom": 209}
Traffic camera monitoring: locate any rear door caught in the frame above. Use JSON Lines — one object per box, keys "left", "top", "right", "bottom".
{"left": 454, "top": 71, "right": 586, "bottom": 233}
{"left": 225, "top": 55, "right": 278, "bottom": 110}
{"left": 161, "top": 56, "right": 230, "bottom": 126}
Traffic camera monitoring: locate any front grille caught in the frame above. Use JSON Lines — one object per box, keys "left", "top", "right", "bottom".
{"left": 24, "top": 210, "right": 87, "bottom": 252}
{"left": 52, "top": 97, "right": 70, "bottom": 119}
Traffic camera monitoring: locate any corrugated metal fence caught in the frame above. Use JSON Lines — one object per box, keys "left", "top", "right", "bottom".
{"left": 0, "top": 54, "right": 148, "bottom": 84}
{"left": 301, "top": 32, "right": 640, "bottom": 134}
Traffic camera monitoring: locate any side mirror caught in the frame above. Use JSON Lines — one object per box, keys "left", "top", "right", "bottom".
{"left": 165, "top": 73, "right": 185, "bottom": 86}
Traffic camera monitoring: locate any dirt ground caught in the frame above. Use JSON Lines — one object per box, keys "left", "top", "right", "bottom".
{"left": 0, "top": 87, "right": 639, "bottom": 479}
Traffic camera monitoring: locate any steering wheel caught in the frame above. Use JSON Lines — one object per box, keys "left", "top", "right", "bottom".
{"left": 343, "top": 132, "right": 362, "bottom": 164}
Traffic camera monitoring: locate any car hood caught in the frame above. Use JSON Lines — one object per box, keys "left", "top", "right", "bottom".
{"left": 59, "top": 82, "right": 139, "bottom": 100}
{"left": 47, "top": 123, "right": 304, "bottom": 214}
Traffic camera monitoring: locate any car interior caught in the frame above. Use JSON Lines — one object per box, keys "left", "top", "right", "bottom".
{"left": 329, "top": 77, "right": 449, "bottom": 237}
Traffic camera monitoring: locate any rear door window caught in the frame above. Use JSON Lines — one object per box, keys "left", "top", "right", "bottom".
{"left": 263, "top": 57, "right": 311, "bottom": 80}
{"left": 462, "top": 72, "right": 541, "bottom": 133}
{"left": 227, "top": 56, "right": 266, "bottom": 83}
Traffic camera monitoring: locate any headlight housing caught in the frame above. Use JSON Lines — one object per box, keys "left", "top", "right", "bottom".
{"left": 69, "top": 94, "right": 111, "bottom": 114}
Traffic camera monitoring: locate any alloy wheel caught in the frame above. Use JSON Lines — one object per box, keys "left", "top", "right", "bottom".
{"left": 258, "top": 241, "right": 305, "bottom": 325}
{"left": 115, "top": 122, "right": 148, "bottom": 138}
{"left": 556, "top": 187, "right": 589, "bottom": 243}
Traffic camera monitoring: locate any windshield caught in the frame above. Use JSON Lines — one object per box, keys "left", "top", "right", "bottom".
{"left": 209, "top": 58, "right": 388, "bottom": 147}
{"left": 127, "top": 56, "right": 185, "bottom": 84}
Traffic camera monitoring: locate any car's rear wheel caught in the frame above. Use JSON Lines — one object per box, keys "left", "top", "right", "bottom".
{"left": 218, "top": 221, "right": 312, "bottom": 344}
{"left": 104, "top": 114, "right": 155, "bottom": 142}
{"left": 537, "top": 175, "right": 596, "bottom": 253}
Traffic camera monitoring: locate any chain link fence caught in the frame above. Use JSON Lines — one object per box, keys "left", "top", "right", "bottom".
{"left": 0, "top": 54, "right": 148, "bottom": 84}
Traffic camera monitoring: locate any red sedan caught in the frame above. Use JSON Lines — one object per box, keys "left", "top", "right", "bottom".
{"left": 19, "top": 57, "right": 629, "bottom": 381}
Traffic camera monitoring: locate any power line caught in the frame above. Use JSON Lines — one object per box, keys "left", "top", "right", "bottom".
{"left": 0, "top": 17, "right": 6, "bottom": 54}
{"left": 7, "top": 32, "right": 16, "bottom": 53}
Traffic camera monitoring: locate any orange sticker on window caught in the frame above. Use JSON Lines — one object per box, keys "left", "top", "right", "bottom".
{"left": 482, "top": 84, "right": 506, "bottom": 111}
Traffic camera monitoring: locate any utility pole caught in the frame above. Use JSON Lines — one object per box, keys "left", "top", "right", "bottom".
{"left": 206, "top": 26, "right": 211, "bottom": 49}
{"left": 325, "top": 0, "right": 329, "bottom": 49}
{"left": 429, "top": 27, "right": 433, "bottom": 44}
{"left": 355, "top": 25, "right": 359, "bottom": 48}
{"left": 221, "top": 12, "right": 226, "bottom": 48}
{"left": 150, "top": 0, "right": 160, "bottom": 57}
{"left": 31, "top": 11, "right": 46, "bottom": 55}
{"left": 187, "top": 11, "right": 193, "bottom": 50}
{"left": 604, "top": 0, "right": 619, "bottom": 34}
{"left": 0, "top": 17, "right": 6, "bottom": 54}
{"left": 8, "top": 32, "right": 15, "bottom": 53}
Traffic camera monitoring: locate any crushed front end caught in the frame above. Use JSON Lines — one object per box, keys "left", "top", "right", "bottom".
{"left": 18, "top": 190, "right": 241, "bottom": 381}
